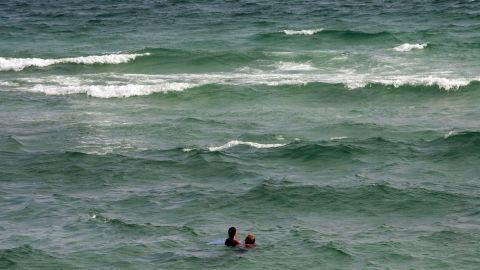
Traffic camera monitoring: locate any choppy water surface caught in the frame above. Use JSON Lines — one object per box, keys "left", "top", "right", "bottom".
{"left": 1, "top": 1, "right": 480, "bottom": 269}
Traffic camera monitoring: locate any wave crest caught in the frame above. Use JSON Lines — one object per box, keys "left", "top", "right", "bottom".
{"left": 231, "top": 182, "right": 468, "bottom": 214}
{"left": 208, "top": 140, "right": 286, "bottom": 151}
{"left": 283, "top": 28, "right": 323, "bottom": 35}
{"left": 393, "top": 43, "right": 428, "bottom": 52}
{"left": 273, "top": 61, "right": 315, "bottom": 71}
{"left": 0, "top": 53, "right": 150, "bottom": 71}
{"left": 10, "top": 72, "right": 479, "bottom": 98}
{"left": 30, "top": 81, "right": 193, "bottom": 98}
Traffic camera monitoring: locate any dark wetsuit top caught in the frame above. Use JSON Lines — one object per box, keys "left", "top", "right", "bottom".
{"left": 225, "top": 238, "right": 240, "bottom": 247}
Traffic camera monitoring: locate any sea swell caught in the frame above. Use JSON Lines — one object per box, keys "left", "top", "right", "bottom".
{"left": 0, "top": 135, "right": 25, "bottom": 153}
{"left": 3, "top": 1, "right": 480, "bottom": 269}
{"left": 427, "top": 131, "right": 480, "bottom": 159}
{"left": 0, "top": 48, "right": 267, "bottom": 73}
{"left": 225, "top": 182, "right": 473, "bottom": 215}
{"left": 258, "top": 29, "right": 397, "bottom": 40}
{"left": 0, "top": 245, "right": 69, "bottom": 269}
{"left": 9, "top": 130, "right": 480, "bottom": 164}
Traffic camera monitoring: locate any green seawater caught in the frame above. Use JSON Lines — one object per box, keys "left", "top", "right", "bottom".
{"left": 1, "top": 1, "right": 480, "bottom": 269}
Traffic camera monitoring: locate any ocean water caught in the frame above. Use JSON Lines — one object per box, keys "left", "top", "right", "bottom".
{"left": 1, "top": 0, "right": 480, "bottom": 269}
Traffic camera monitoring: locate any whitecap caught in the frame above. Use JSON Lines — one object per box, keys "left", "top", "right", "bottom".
{"left": 29, "top": 82, "right": 194, "bottom": 98}
{"left": 0, "top": 81, "right": 17, "bottom": 87}
{"left": 11, "top": 71, "right": 478, "bottom": 98}
{"left": 444, "top": 130, "right": 458, "bottom": 138}
{"left": 330, "top": 136, "right": 349, "bottom": 141}
{"left": 208, "top": 140, "right": 286, "bottom": 151}
{"left": 371, "top": 76, "right": 472, "bottom": 91}
{"left": 273, "top": 61, "right": 315, "bottom": 71}
{"left": 283, "top": 29, "right": 323, "bottom": 35}
{"left": 392, "top": 43, "right": 428, "bottom": 52}
{"left": 268, "top": 51, "right": 296, "bottom": 56}
{"left": 0, "top": 53, "right": 150, "bottom": 71}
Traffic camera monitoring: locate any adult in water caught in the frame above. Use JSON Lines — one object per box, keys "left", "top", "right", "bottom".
{"left": 224, "top": 227, "right": 241, "bottom": 247}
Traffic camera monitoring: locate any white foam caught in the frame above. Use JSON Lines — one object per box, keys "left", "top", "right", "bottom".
{"left": 444, "top": 130, "right": 458, "bottom": 138}
{"left": 11, "top": 71, "right": 478, "bottom": 98}
{"left": 29, "top": 81, "right": 193, "bottom": 98}
{"left": 370, "top": 76, "right": 472, "bottom": 90}
{"left": 0, "top": 53, "right": 150, "bottom": 71}
{"left": 283, "top": 29, "right": 323, "bottom": 35}
{"left": 330, "top": 136, "right": 349, "bottom": 141}
{"left": 273, "top": 61, "right": 315, "bottom": 71}
{"left": 208, "top": 140, "right": 286, "bottom": 151}
{"left": 0, "top": 81, "right": 17, "bottom": 87}
{"left": 392, "top": 43, "right": 428, "bottom": 52}
{"left": 269, "top": 51, "right": 296, "bottom": 56}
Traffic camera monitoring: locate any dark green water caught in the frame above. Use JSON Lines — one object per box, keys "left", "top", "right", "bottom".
{"left": 1, "top": 1, "right": 480, "bottom": 269}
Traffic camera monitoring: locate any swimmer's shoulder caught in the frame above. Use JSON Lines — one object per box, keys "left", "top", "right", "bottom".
{"left": 224, "top": 238, "right": 241, "bottom": 246}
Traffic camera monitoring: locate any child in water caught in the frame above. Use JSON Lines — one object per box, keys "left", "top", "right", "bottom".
{"left": 244, "top": 234, "right": 256, "bottom": 248}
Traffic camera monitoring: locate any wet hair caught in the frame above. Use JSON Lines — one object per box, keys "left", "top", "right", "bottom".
{"left": 245, "top": 234, "right": 255, "bottom": 244}
{"left": 228, "top": 227, "right": 237, "bottom": 238}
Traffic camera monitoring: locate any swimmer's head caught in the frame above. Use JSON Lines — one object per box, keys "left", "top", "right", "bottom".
{"left": 228, "top": 227, "right": 237, "bottom": 238}
{"left": 245, "top": 234, "right": 255, "bottom": 244}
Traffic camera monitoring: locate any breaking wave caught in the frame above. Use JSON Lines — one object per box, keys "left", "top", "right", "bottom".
{"left": 0, "top": 53, "right": 150, "bottom": 71}
{"left": 29, "top": 82, "right": 193, "bottom": 98}
{"left": 272, "top": 61, "right": 315, "bottom": 71}
{"left": 208, "top": 140, "right": 286, "bottom": 151}
{"left": 283, "top": 28, "right": 324, "bottom": 35}
{"left": 9, "top": 71, "right": 478, "bottom": 98}
{"left": 393, "top": 43, "right": 428, "bottom": 52}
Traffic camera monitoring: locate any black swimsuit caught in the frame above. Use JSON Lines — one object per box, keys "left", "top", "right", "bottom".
{"left": 225, "top": 238, "right": 238, "bottom": 246}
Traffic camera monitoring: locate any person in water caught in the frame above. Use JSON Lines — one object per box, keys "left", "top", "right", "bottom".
{"left": 225, "top": 227, "right": 241, "bottom": 247}
{"left": 244, "top": 234, "right": 256, "bottom": 248}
